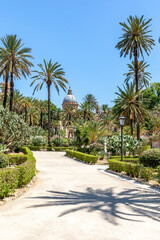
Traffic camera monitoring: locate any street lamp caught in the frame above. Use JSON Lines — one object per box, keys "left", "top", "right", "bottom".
{"left": 119, "top": 116, "right": 125, "bottom": 161}
{"left": 58, "top": 128, "right": 61, "bottom": 147}
{"left": 73, "top": 126, "right": 76, "bottom": 151}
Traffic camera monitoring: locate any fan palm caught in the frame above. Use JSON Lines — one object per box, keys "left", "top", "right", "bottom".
{"left": 116, "top": 15, "right": 154, "bottom": 139}
{"left": 31, "top": 59, "right": 68, "bottom": 146}
{"left": 113, "top": 82, "right": 148, "bottom": 136}
{"left": 124, "top": 60, "right": 151, "bottom": 88}
{"left": 0, "top": 34, "right": 33, "bottom": 111}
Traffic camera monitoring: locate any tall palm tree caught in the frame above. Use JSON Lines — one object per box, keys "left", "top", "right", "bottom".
{"left": 31, "top": 59, "right": 68, "bottom": 146}
{"left": 0, "top": 63, "right": 10, "bottom": 108}
{"left": 0, "top": 34, "right": 33, "bottom": 111}
{"left": 83, "top": 94, "right": 98, "bottom": 112}
{"left": 124, "top": 60, "right": 151, "bottom": 88}
{"left": 113, "top": 82, "right": 148, "bottom": 135}
{"left": 21, "top": 97, "right": 33, "bottom": 122}
{"left": 116, "top": 15, "right": 155, "bottom": 139}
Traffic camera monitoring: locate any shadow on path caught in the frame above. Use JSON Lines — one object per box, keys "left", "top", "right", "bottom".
{"left": 28, "top": 188, "right": 160, "bottom": 225}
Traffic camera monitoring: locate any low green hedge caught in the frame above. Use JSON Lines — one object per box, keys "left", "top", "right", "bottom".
{"left": 66, "top": 149, "right": 99, "bottom": 164}
{"left": 108, "top": 159, "right": 153, "bottom": 181}
{"left": 0, "top": 147, "right": 36, "bottom": 199}
{"left": 0, "top": 152, "right": 9, "bottom": 168}
{"left": 110, "top": 156, "right": 139, "bottom": 164}
{"left": 25, "top": 145, "right": 42, "bottom": 151}
{"left": 8, "top": 155, "right": 27, "bottom": 165}
{"left": 54, "top": 147, "right": 73, "bottom": 152}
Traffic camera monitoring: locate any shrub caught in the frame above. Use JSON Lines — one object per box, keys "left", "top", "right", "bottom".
{"left": 66, "top": 149, "right": 99, "bottom": 164}
{"left": 47, "top": 147, "right": 53, "bottom": 151}
{"left": 108, "top": 159, "right": 141, "bottom": 178}
{"left": 0, "top": 147, "right": 36, "bottom": 199}
{"left": 25, "top": 145, "right": 42, "bottom": 151}
{"left": 30, "top": 136, "right": 47, "bottom": 146}
{"left": 140, "top": 167, "right": 153, "bottom": 182}
{"left": 110, "top": 156, "right": 139, "bottom": 164}
{"left": 139, "top": 149, "right": 160, "bottom": 168}
{"left": 136, "top": 144, "right": 151, "bottom": 155}
{"left": 8, "top": 155, "right": 27, "bottom": 165}
{"left": 0, "top": 152, "right": 9, "bottom": 168}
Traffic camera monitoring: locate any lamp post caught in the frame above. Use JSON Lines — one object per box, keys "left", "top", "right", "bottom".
{"left": 119, "top": 116, "right": 125, "bottom": 161}
{"left": 73, "top": 126, "right": 76, "bottom": 151}
{"left": 58, "top": 129, "right": 61, "bottom": 147}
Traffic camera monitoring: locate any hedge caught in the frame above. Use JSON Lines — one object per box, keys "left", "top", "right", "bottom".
{"left": 110, "top": 156, "right": 139, "bottom": 164}
{"left": 25, "top": 145, "right": 42, "bottom": 151}
{"left": 54, "top": 147, "right": 73, "bottom": 152}
{"left": 0, "top": 147, "right": 36, "bottom": 199}
{"left": 158, "top": 166, "right": 160, "bottom": 183}
{"left": 139, "top": 149, "right": 160, "bottom": 168}
{"left": 66, "top": 149, "right": 99, "bottom": 164}
{"left": 108, "top": 159, "right": 153, "bottom": 181}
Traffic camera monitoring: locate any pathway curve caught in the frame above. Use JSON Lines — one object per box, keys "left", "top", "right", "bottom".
{"left": 0, "top": 152, "right": 160, "bottom": 240}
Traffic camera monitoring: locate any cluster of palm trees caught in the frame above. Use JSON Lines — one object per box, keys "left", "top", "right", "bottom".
{"left": 115, "top": 15, "right": 155, "bottom": 140}
{"left": 0, "top": 34, "right": 69, "bottom": 146}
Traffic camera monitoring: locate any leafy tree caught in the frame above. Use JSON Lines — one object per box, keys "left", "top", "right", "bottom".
{"left": 0, "top": 34, "right": 33, "bottom": 111}
{"left": 116, "top": 15, "right": 155, "bottom": 139}
{"left": 143, "top": 82, "right": 160, "bottom": 110}
{"left": 31, "top": 59, "right": 68, "bottom": 146}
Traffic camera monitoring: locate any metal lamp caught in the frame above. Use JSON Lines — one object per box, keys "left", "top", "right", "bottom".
{"left": 119, "top": 116, "right": 125, "bottom": 161}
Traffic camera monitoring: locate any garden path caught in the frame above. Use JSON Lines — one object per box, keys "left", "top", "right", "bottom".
{"left": 0, "top": 152, "right": 160, "bottom": 240}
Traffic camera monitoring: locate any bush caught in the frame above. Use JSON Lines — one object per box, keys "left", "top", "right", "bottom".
{"left": 108, "top": 159, "right": 141, "bottom": 178}
{"left": 66, "top": 149, "right": 99, "bottom": 164}
{"left": 0, "top": 152, "right": 9, "bottom": 168}
{"left": 47, "top": 147, "right": 53, "bottom": 151}
{"left": 0, "top": 147, "right": 36, "bottom": 199}
{"left": 25, "top": 145, "right": 42, "bottom": 151}
{"left": 8, "top": 155, "right": 27, "bottom": 165}
{"left": 139, "top": 149, "right": 160, "bottom": 168}
{"left": 136, "top": 144, "right": 151, "bottom": 155}
{"left": 30, "top": 136, "right": 47, "bottom": 146}
{"left": 140, "top": 167, "right": 153, "bottom": 182}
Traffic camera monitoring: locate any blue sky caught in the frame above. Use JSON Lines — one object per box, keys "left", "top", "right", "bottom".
{"left": 0, "top": 0, "right": 160, "bottom": 108}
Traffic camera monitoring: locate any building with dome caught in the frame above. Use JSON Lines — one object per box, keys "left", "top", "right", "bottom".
{"left": 62, "top": 87, "right": 78, "bottom": 111}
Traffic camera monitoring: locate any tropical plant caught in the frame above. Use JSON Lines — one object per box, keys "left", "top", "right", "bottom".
{"left": 124, "top": 60, "right": 151, "bottom": 88}
{"left": 113, "top": 82, "right": 148, "bottom": 135}
{"left": 31, "top": 59, "right": 68, "bottom": 146}
{"left": 116, "top": 15, "right": 155, "bottom": 139}
{"left": 83, "top": 94, "right": 98, "bottom": 112}
{"left": 0, "top": 34, "right": 33, "bottom": 111}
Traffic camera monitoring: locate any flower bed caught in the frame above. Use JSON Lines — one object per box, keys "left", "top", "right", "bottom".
{"left": 66, "top": 149, "right": 99, "bottom": 164}
{"left": 0, "top": 147, "right": 36, "bottom": 199}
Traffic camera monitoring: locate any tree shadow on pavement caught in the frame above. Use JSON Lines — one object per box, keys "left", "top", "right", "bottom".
{"left": 28, "top": 187, "right": 160, "bottom": 225}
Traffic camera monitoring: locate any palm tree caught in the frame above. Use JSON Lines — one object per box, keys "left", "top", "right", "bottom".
{"left": 21, "top": 97, "right": 33, "bottom": 122}
{"left": 124, "top": 60, "right": 151, "bottom": 88}
{"left": 0, "top": 34, "right": 33, "bottom": 111}
{"left": 0, "top": 64, "right": 10, "bottom": 108}
{"left": 116, "top": 15, "right": 155, "bottom": 139}
{"left": 83, "top": 94, "right": 98, "bottom": 112}
{"left": 31, "top": 59, "right": 68, "bottom": 146}
{"left": 13, "top": 89, "right": 24, "bottom": 114}
{"left": 113, "top": 82, "right": 148, "bottom": 135}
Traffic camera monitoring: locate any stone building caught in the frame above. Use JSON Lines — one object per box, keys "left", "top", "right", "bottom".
{"left": 62, "top": 87, "right": 78, "bottom": 111}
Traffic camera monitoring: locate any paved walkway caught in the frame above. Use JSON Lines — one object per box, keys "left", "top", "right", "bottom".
{"left": 0, "top": 152, "right": 160, "bottom": 240}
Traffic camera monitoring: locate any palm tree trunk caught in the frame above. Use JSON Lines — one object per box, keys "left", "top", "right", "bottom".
{"left": 48, "top": 84, "right": 51, "bottom": 146}
{"left": 29, "top": 115, "right": 32, "bottom": 126}
{"left": 10, "top": 69, "right": 14, "bottom": 111}
{"left": 134, "top": 44, "right": 140, "bottom": 140}
{"left": 40, "top": 111, "right": 43, "bottom": 128}
{"left": 25, "top": 106, "right": 27, "bottom": 122}
{"left": 3, "top": 72, "right": 9, "bottom": 108}
{"left": 131, "top": 118, "right": 133, "bottom": 136}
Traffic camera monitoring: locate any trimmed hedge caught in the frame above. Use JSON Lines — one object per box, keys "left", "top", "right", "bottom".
{"left": 25, "top": 145, "right": 42, "bottom": 151}
{"left": 110, "top": 156, "right": 139, "bottom": 164}
{"left": 0, "top": 147, "right": 36, "bottom": 199}
{"left": 66, "top": 149, "right": 99, "bottom": 164}
{"left": 139, "top": 149, "right": 160, "bottom": 168}
{"left": 108, "top": 159, "right": 153, "bottom": 181}
{"left": 158, "top": 166, "right": 160, "bottom": 183}
{"left": 54, "top": 147, "right": 73, "bottom": 152}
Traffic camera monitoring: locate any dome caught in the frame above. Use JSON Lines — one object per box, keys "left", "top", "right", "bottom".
{"left": 62, "top": 87, "right": 77, "bottom": 104}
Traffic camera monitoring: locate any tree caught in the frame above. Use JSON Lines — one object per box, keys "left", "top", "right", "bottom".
{"left": 31, "top": 59, "right": 68, "bottom": 146}
{"left": 0, "top": 34, "right": 33, "bottom": 111}
{"left": 83, "top": 94, "right": 98, "bottom": 112}
{"left": 124, "top": 60, "right": 151, "bottom": 88}
{"left": 143, "top": 82, "right": 160, "bottom": 110}
{"left": 116, "top": 15, "right": 155, "bottom": 139}
{"left": 113, "top": 82, "right": 148, "bottom": 135}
